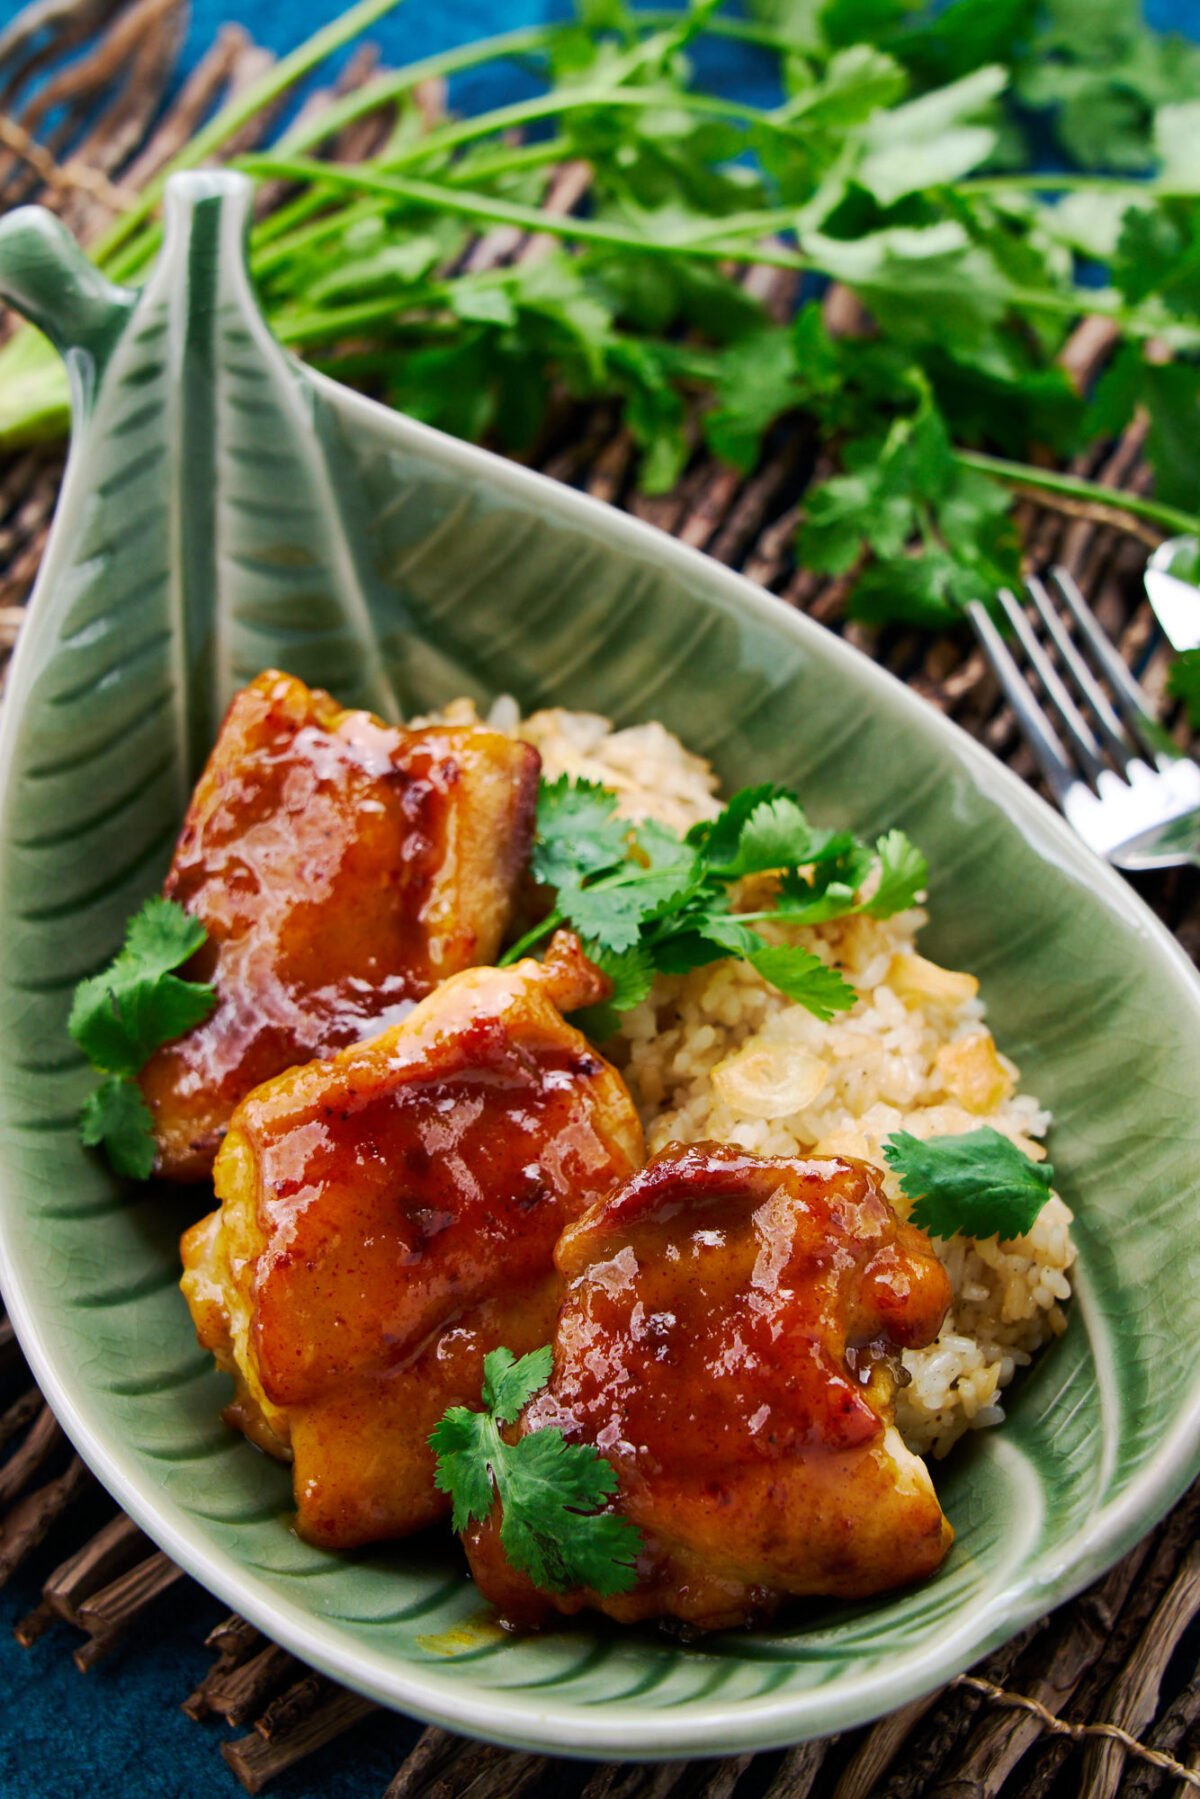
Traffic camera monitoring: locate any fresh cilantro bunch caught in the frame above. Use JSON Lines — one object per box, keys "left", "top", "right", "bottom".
{"left": 430, "top": 1346, "right": 642, "bottom": 1596}
{"left": 3, "top": 0, "right": 1200, "bottom": 714}
{"left": 502, "top": 773, "right": 927, "bottom": 1034}
{"left": 884, "top": 1126, "right": 1054, "bottom": 1241}
{"left": 69, "top": 897, "right": 216, "bottom": 1179}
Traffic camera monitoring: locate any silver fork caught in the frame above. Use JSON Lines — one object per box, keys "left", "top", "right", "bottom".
{"left": 967, "top": 569, "right": 1200, "bottom": 871}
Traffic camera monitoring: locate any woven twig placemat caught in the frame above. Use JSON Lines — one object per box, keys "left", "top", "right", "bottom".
{"left": 0, "top": 4, "right": 1197, "bottom": 1794}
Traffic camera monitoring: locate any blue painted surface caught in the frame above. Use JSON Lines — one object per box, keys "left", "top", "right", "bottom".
{"left": 0, "top": 0, "right": 1198, "bottom": 1793}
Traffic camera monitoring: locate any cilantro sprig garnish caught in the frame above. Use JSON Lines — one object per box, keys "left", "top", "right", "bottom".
{"left": 884, "top": 1127, "right": 1054, "bottom": 1242}
{"left": 430, "top": 1347, "right": 642, "bottom": 1597}
{"left": 502, "top": 775, "right": 928, "bottom": 1034}
{"left": 69, "top": 896, "right": 216, "bottom": 1180}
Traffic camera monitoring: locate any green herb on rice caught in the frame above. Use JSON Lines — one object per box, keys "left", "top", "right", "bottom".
{"left": 883, "top": 1126, "right": 1054, "bottom": 1241}
{"left": 500, "top": 774, "right": 927, "bottom": 1032}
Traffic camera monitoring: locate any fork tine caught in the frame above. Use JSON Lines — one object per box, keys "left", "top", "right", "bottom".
{"left": 1024, "top": 574, "right": 1136, "bottom": 770}
{"left": 966, "top": 600, "right": 1076, "bottom": 802}
{"left": 996, "top": 586, "right": 1108, "bottom": 783}
{"left": 1048, "top": 567, "right": 1162, "bottom": 759}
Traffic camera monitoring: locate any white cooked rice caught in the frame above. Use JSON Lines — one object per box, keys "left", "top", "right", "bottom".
{"left": 512, "top": 706, "right": 1075, "bottom": 1461}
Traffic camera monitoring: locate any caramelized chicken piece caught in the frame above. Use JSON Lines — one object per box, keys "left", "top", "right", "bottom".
{"left": 465, "top": 1143, "right": 953, "bottom": 1631}
{"left": 141, "top": 670, "right": 540, "bottom": 1179}
{"left": 180, "top": 934, "right": 643, "bottom": 1549}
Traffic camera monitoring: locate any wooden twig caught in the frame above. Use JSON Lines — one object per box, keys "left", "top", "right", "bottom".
{"left": 923, "top": 1550, "right": 1153, "bottom": 1798}
{"left": 0, "top": 0, "right": 126, "bottom": 116}
{"left": 693, "top": 1754, "right": 754, "bottom": 1799}
{"left": 865, "top": 1621, "right": 1047, "bottom": 1799}
{"left": 202, "top": 1642, "right": 299, "bottom": 1727}
{"left": 1078, "top": 1543, "right": 1200, "bottom": 1799}
{"left": 41, "top": 1510, "right": 149, "bottom": 1627}
{"left": 0, "top": 1315, "right": 26, "bottom": 1379}
{"left": 120, "top": 24, "right": 254, "bottom": 194}
{"left": 255, "top": 1671, "right": 344, "bottom": 1741}
{"left": 947, "top": 1675, "right": 1200, "bottom": 1794}
{"left": 381, "top": 1725, "right": 461, "bottom": 1799}
{"left": 832, "top": 1693, "right": 946, "bottom": 1799}
{"left": 1122, "top": 1649, "right": 1200, "bottom": 1799}
{"left": 0, "top": 1403, "right": 65, "bottom": 1509}
{"left": 0, "top": 113, "right": 136, "bottom": 211}
{"left": 73, "top": 1549, "right": 187, "bottom": 1668}
{"left": 182, "top": 1612, "right": 264, "bottom": 1719}
{"left": 585, "top": 428, "right": 637, "bottom": 507}
{"left": 0, "top": 1385, "right": 41, "bottom": 1453}
{"left": 579, "top": 1764, "right": 687, "bottom": 1799}
{"left": 427, "top": 1745, "right": 550, "bottom": 1799}
{"left": 221, "top": 1688, "right": 377, "bottom": 1794}
{"left": 3, "top": 0, "right": 182, "bottom": 212}
{"left": 708, "top": 437, "right": 804, "bottom": 570}
{"left": 767, "top": 1739, "right": 834, "bottom": 1797}
{"left": 1, "top": 1455, "right": 93, "bottom": 1588}
{"left": 53, "top": 0, "right": 185, "bottom": 231}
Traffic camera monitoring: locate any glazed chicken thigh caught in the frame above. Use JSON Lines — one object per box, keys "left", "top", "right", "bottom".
{"left": 465, "top": 1142, "right": 954, "bottom": 1630}
{"left": 180, "top": 934, "right": 643, "bottom": 1549}
{"left": 141, "top": 670, "right": 539, "bottom": 1178}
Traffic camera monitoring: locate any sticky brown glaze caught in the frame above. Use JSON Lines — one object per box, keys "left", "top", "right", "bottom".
{"left": 140, "top": 670, "right": 541, "bottom": 1180}
{"left": 464, "top": 1142, "right": 954, "bottom": 1631}
{"left": 180, "top": 934, "right": 644, "bottom": 1549}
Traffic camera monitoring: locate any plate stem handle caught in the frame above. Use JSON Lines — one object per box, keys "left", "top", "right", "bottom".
{"left": 0, "top": 207, "right": 135, "bottom": 364}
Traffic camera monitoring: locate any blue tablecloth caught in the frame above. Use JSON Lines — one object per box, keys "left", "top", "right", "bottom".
{"left": 1, "top": 2, "right": 1199, "bottom": 1795}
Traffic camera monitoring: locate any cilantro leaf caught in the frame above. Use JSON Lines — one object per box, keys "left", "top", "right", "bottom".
{"left": 511, "top": 775, "right": 923, "bottom": 1029}
{"left": 427, "top": 1407, "right": 497, "bottom": 1532}
{"left": 650, "top": 929, "right": 729, "bottom": 976}
{"left": 570, "top": 941, "right": 656, "bottom": 1041}
{"left": 430, "top": 1345, "right": 642, "bottom": 1597}
{"left": 745, "top": 945, "right": 858, "bottom": 1021}
{"left": 634, "top": 816, "right": 693, "bottom": 873}
{"left": 69, "top": 896, "right": 217, "bottom": 1181}
{"left": 862, "top": 830, "right": 929, "bottom": 917}
{"left": 692, "top": 917, "right": 857, "bottom": 1018}
{"left": 774, "top": 841, "right": 876, "bottom": 922}
{"left": 1087, "top": 347, "right": 1200, "bottom": 514}
{"left": 79, "top": 1075, "right": 157, "bottom": 1183}
{"left": 585, "top": 942, "right": 656, "bottom": 1011}
{"left": 705, "top": 795, "right": 819, "bottom": 878}
{"left": 69, "top": 896, "right": 213, "bottom": 1077}
{"left": 482, "top": 1345, "right": 555, "bottom": 1424}
{"left": 531, "top": 776, "right": 628, "bottom": 889}
{"left": 555, "top": 879, "right": 651, "bottom": 954}
{"left": 686, "top": 784, "right": 789, "bottom": 865}
{"left": 704, "top": 330, "right": 804, "bottom": 473}
{"left": 883, "top": 1127, "right": 1054, "bottom": 1240}
{"left": 797, "top": 387, "right": 1021, "bottom": 628}
{"left": 556, "top": 860, "right": 697, "bottom": 954}
{"left": 500, "top": 1432, "right": 642, "bottom": 1597}
{"left": 855, "top": 64, "right": 1007, "bottom": 208}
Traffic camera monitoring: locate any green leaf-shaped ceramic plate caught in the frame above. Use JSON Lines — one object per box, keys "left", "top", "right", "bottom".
{"left": 0, "top": 172, "right": 1196, "bottom": 1759}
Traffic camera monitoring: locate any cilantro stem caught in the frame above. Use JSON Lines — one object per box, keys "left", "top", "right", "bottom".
{"left": 376, "top": 86, "right": 812, "bottom": 171}
{"left": 234, "top": 153, "right": 816, "bottom": 273}
{"left": 274, "top": 26, "right": 558, "bottom": 156}
{"left": 955, "top": 174, "right": 1196, "bottom": 199}
{"left": 499, "top": 911, "right": 564, "bottom": 967}
{"left": 953, "top": 451, "right": 1200, "bottom": 540}
{"left": 263, "top": 10, "right": 776, "bottom": 165}
{"left": 237, "top": 153, "right": 1183, "bottom": 352}
{"left": 448, "top": 140, "right": 570, "bottom": 184}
